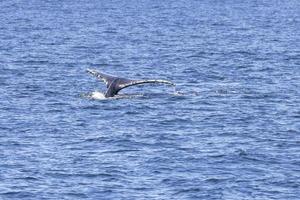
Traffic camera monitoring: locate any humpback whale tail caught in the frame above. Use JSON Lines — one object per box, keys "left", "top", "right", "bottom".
{"left": 87, "top": 69, "right": 175, "bottom": 98}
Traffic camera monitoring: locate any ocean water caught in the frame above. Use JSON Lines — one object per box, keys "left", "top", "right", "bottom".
{"left": 1, "top": 0, "right": 300, "bottom": 199}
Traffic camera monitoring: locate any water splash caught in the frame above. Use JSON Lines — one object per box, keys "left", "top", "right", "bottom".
{"left": 81, "top": 91, "right": 146, "bottom": 100}
{"left": 90, "top": 91, "right": 106, "bottom": 99}
{"left": 173, "top": 85, "right": 187, "bottom": 96}
{"left": 81, "top": 91, "right": 106, "bottom": 100}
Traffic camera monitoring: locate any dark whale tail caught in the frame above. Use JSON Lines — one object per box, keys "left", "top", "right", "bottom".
{"left": 87, "top": 69, "right": 175, "bottom": 97}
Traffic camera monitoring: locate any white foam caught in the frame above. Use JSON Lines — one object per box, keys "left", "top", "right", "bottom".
{"left": 90, "top": 91, "right": 106, "bottom": 100}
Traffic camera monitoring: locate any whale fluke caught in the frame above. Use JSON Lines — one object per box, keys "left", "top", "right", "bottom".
{"left": 86, "top": 69, "right": 117, "bottom": 87}
{"left": 87, "top": 69, "right": 175, "bottom": 98}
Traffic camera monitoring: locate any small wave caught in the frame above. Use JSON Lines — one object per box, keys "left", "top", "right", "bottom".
{"left": 173, "top": 89, "right": 200, "bottom": 97}
{"left": 205, "top": 177, "right": 228, "bottom": 183}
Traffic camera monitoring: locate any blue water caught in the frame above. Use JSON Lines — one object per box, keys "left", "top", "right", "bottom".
{"left": 1, "top": 0, "right": 300, "bottom": 199}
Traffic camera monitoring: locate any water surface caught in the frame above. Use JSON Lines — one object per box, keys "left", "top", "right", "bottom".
{"left": 1, "top": 0, "right": 300, "bottom": 199}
